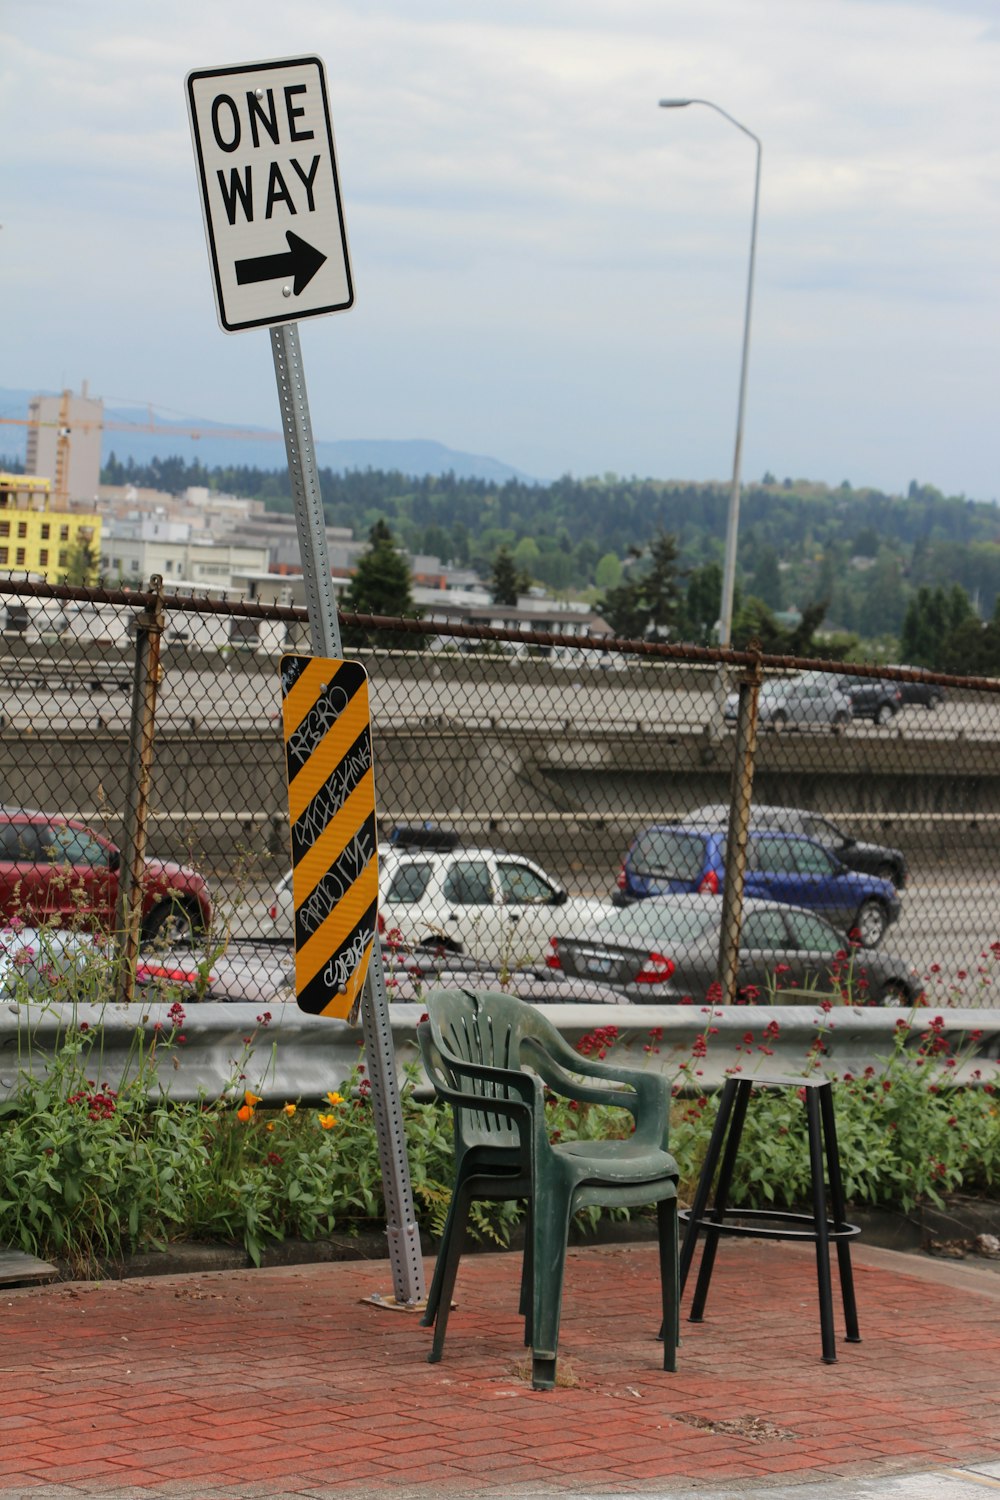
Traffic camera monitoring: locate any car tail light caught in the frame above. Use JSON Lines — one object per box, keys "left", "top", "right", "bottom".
{"left": 616, "top": 864, "right": 626, "bottom": 891}
{"left": 545, "top": 937, "right": 562, "bottom": 971}
{"left": 698, "top": 869, "right": 720, "bottom": 894}
{"left": 377, "top": 912, "right": 385, "bottom": 935}
{"left": 267, "top": 903, "right": 277, "bottom": 921}
{"left": 634, "top": 952, "right": 675, "bottom": 985}
{"left": 137, "top": 963, "right": 213, "bottom": 986}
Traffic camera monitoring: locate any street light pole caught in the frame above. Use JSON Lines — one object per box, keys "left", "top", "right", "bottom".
{"left": 659, "top": 98, "right": 761, "bottom": 649}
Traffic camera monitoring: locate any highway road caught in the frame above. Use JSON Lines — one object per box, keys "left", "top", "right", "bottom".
{"left": 4, "top": 663, "right": 999, "bottom": 740}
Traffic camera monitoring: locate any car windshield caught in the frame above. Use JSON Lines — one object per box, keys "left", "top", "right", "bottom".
{"left": 591, "top": 903, "right": 717, "bottom": 946}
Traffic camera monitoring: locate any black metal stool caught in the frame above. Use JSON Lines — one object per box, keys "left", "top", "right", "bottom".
{"left": 680, "top": 1074, "right": 861, "bottom": 1363}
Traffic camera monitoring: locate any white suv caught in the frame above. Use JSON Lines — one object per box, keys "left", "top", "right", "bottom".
{"left": 268, "top": 845, "right": 610, "bottom": 972}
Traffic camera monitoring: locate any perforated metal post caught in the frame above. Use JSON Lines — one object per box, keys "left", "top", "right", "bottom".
{"left": 717, "top": 644, "right": 762, "bottom": 1003}
{"left": 270, "top": 323, "right": 425, "bottom": 1305}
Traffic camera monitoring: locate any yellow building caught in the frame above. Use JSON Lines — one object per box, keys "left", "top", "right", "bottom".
{"left": 0, "top": 474, "right": 102, "bottom": 583}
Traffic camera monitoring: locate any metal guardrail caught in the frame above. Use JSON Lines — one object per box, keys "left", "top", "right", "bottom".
{"left": 2, "top": 1001, "right": 996, "bottom": 1105}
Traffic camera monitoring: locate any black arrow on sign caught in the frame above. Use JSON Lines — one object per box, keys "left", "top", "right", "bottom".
{"left": 235, "top": 231, "right": 327, "bottom": 295}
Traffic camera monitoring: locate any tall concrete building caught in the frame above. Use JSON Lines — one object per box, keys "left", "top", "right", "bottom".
{"left": 25, "top": 385, "right": 103, "bottom": 505}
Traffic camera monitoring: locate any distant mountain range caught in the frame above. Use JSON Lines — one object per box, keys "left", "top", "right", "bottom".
{"left": 0, "top": 386, "right": 533, "bottom": 484}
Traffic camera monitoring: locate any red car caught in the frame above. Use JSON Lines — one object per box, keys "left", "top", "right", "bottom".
{"left": 0, "top": 807, "right": 212, "bottom": 943}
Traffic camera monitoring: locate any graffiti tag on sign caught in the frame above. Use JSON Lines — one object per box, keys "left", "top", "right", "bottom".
{"left": 279, "top": 654, "right": 378, "bottom": 1018}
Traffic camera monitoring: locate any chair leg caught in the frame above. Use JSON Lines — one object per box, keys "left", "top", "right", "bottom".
{"left": 529, "top": 1196, "right": 572, "bottom": 1391}
{"left": 806, "top": 1087, "right": 837, "bottom": 1364}
{"left": 657, "top": 1196, "right": 679, "bottom": 1372}
{"left": 426, "top": 1179, "right": 474, "bottom": 1364}
{"left": 519, "top": 1201, "right": 534, "bottom": 1346}
{"left": 819, "top": 1083, "right": 861, "bottom": 1344}
{"left": 421, "top": 1174, "right": 466, "bottom": 1330}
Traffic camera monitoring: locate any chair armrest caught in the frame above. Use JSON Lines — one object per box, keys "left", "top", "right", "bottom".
{"left": 525, "top": 1043, "right": 672, "bottom": 1145}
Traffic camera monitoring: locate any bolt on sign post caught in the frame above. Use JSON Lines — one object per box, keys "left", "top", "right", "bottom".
{"left": 186, "top": 55, "right": 425, "bottom": 1307}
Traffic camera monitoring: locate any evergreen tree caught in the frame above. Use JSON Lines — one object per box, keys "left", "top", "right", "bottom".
{"left": 342, "top": 520, "right": 420, "bottom": 647}
{"left": 490, "top": 546, "right": 524, "bottom": 606}
{"left": 752, "top": 545, "right": 783, "bottom": 610}
{"left": 681, "top": 561, "right": 723, "bottom": 645}
{"left": 597, "top": 532, "right": 682, "bottom": 640}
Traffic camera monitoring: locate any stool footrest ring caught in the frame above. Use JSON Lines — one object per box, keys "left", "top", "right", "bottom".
{"left": 680, "top": 1207, "right": 861, "bottom": 1243}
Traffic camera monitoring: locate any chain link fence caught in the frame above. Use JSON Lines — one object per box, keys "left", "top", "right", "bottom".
{"left": 2, "top": 576, "right": 998, "bottom": 1009}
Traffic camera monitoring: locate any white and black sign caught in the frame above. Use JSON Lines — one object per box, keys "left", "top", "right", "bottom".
{"left": 186, "top": 55, "right": 353, "bottom": 333}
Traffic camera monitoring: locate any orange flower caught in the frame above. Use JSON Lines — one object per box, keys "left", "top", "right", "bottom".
{"left": 325, "top": 1091, "right": 344, "bottom": 1107}
{"left": 283, "top": 1103, "right": 297, "bottom": 1117}
{"left": 236, "top": 1104, "right": 253, "bottom": 1123}
{"left": 244, "top": 1090, "right": 263, "bottom": 1107}
{"left": 317, "top": 1113, "right": 337, "bottom": 1130}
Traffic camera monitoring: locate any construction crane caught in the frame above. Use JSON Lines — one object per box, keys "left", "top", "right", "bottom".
{"left": 0, "top": 391, "right": 284, "bottom": 505}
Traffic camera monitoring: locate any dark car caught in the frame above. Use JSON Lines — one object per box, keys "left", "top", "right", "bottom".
{"left": 684, "top": 803, "right": 907, "bottom": 888}
{"left": 819, "top": 673, "right": 903, "bottom": 724}
{"left": 888, "top": 668, "right": 947, "bottom": 709}
{"left": 548, "top": 893, "right": 918, "bottom": 1006}
{"left": 0, "top": 807, "right": 212, "bottom": 942}
{"left": 614, "top": 825, "right": 900, "bottom": 945}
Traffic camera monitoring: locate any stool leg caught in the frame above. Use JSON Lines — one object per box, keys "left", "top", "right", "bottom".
{"left": 806, "top": 1087, "right": 837, "bottom": 1363}
{"left": 819, "top": 1083, "right": 861, "bottom": 1344}
{"left": 680, "top": 1077, "right": 737, "bottom": 1294}
{"left": 689, "top": 1079, "right": 751, "bottom": 1323}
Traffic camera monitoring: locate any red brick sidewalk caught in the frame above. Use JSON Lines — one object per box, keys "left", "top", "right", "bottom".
{"left": 1, "top": 1239, "right": 998, "bottom": 1496}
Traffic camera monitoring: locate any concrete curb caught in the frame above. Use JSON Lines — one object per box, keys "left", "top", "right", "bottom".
{"left": 45, "top": 1194, "right": 998, "bottom": 1284}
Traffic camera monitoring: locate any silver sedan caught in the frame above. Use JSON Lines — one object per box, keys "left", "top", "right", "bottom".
{"left": 547, "top": 893, "right": 918, "bottom": 1005}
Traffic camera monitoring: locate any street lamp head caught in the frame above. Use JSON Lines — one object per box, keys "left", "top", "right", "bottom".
{"left": 658, "top": 98, "right": 692, "bottom": 109}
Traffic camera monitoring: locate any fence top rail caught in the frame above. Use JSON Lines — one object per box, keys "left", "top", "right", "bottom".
{"left": 1, "top": 576, "right": 998, "bottom": 693}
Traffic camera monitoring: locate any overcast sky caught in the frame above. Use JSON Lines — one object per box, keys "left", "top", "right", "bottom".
{"left": 3, "top": 0, "right": 999, "bottom": 500}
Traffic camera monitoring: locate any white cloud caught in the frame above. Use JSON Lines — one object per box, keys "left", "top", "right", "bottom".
{"left": 2, "top": 0, "right": 998, "bottom": 497}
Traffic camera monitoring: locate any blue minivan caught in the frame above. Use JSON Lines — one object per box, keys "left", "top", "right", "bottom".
{"left": 614, "top": 825, "right": 900, "bottom": 946}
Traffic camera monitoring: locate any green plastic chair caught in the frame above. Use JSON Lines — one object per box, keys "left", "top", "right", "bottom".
{"left": 417, "top": 987, "right": 680, "bottom": 1390}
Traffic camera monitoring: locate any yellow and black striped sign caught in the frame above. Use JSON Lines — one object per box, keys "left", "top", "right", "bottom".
{"left": 280, "top": 654, "right": 377, "bottom": 1018}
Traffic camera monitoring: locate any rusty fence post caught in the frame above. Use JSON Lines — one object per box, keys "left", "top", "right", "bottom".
{"left": 717, "top": 642, "right": 763, "bottom": 1004}
{"left": 114, "top": 576, "right": 165, "bottom": 1004}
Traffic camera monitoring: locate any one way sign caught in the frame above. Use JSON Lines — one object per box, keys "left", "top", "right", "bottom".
{"left": 186, "top": 56, "right": 353, "bottom": 333}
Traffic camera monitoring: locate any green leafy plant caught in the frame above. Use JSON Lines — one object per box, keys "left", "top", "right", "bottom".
{"left": 1, "top": 939, "right": 997, "bottom": 1275}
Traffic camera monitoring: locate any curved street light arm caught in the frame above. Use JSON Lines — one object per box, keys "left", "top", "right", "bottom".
{"left": 658, "top": 97, "right": 762, "bottom": 648}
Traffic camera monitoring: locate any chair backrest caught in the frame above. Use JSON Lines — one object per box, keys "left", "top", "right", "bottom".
{"left": 423, "top": 988, "right": 557, "bottom": 1154}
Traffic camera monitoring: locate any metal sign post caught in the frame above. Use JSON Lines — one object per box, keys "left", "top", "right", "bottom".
{"left": 272, "top": 325, "right": 424, "bottom": 1306}
{"left": 186, "top": 54, "right": 424, "bottom": 1306}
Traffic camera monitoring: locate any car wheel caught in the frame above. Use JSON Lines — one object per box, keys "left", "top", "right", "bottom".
{"left": 770, "top": 710, "right": 788, "bottom": 730}
{"left": 142, "top": 899, "right": 202, "bottom": 946}
{"left": 927, "top": 693, "right": 941, "bottom": 710}
{"left": 854, "top": 899, "right": 888, "bottom": 947}
{"left": 416, "top": 932, "right": 462, "bottom": 955}
{"left": 879, "top": 979, "right": 912, "bottom": 1007}
{"left": 831, "top": 711, "right": 849, "bottom": 735}
{"left": 874, "top": 703, "right": 895, "bottom": 726}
